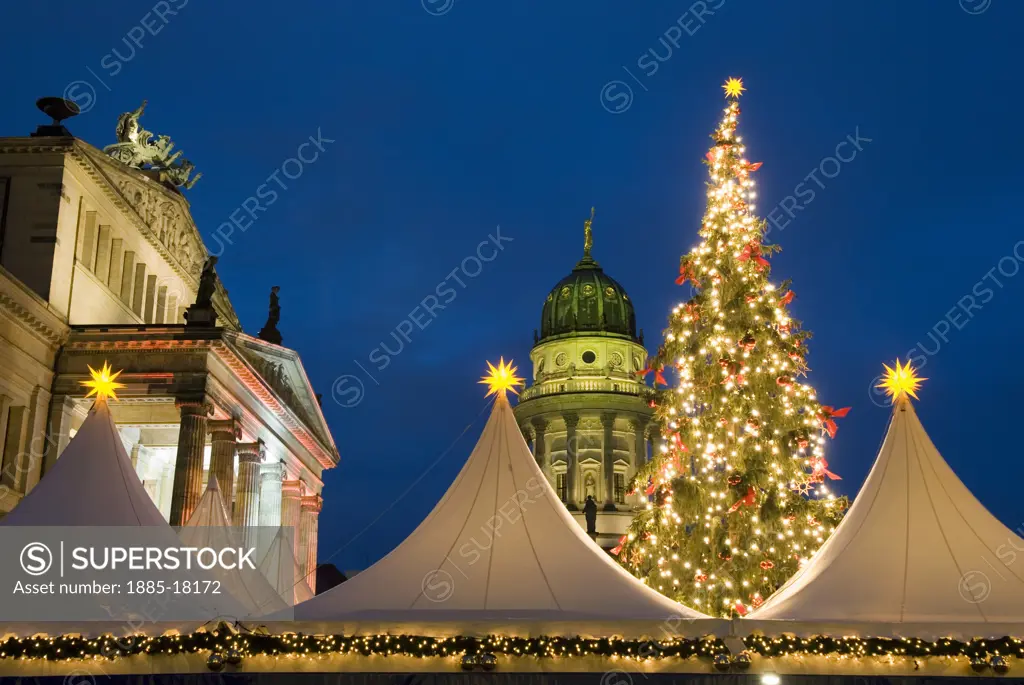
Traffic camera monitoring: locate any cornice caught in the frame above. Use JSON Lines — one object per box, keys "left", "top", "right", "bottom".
{"left": 0, "top": 269, "right": 69, "bottom": 347}
{"left": 211, "top": 340, "right": 338, "bottom": 470}
{"left": 60, "top": 334, "right": 338, "bottom": 470}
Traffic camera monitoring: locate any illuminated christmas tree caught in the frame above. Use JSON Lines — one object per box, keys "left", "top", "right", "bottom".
{"left": 616, "top": 78, "right": 849, "bottom": 617}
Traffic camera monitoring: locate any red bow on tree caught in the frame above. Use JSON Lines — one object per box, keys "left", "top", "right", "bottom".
{"left": 779, "top": 290, "right": 795, "bottom": 306}
{"left": 811, "top": 456, "right": 841, "bottom": 482}
{"left": 728, "top": 486, "right": 757, "bottom": 513}
{"left": 739, "top": 242, "right": 769, "bottom": 269}
{"left": 817, "top": 405, "right": 851, "bottom": 439}
{"left": 611, "top": 534, "right": 627, "bottom": 555}
{"left": 638, "top": 366, "right": 667, "bottom": 386}
{"left": 746, "top": 161, "right": 763, "bottom": 172}
{"left": 705, "top": 150, "right": 716, "bottom": 163}
{"left": 733, "top": 600, "right": 749, "bottom": 617}
{"left": 675, "top": 262, "right": 699, "bottom": 287}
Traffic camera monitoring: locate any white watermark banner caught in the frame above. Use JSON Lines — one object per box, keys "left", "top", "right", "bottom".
{"left": 1, "top": 526, "right": 294, "bottom": 622}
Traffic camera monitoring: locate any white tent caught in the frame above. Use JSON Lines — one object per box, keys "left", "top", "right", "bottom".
{"left": 277, "top": 391, "right": 723, "bottom": 638}
{"left": 2, "top": 397, "right": 166, "bottom": 527}
{"left": 180, "top": 476, "right": 292, "bottom": 618}
{"left": 0, "top": 397, "right": 248, "bottom": 633}
{"left": 258, "top": 526, "right": 315, "bottom": 605}
{"left": 747, "top": 394, "right": 1024, "bottom": 639}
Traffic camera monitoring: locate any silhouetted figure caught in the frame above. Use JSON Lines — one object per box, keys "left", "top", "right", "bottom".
{"left": 184, "top": 256, "right": 219, "bottom": 327}
{"left": 258, "top": 286, "right": 283, "bottom": 345}
{"left": 583, "top": 495, "right": 598, "bottom": 537}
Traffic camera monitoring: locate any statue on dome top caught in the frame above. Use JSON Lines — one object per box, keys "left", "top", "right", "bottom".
{"left": 583, "top": 207, "right": 595, "bottom": 258}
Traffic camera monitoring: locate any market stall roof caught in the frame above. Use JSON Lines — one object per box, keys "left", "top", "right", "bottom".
{"left": 281, "top": 361, "right": 722, "bottom": 637}
{"left": 180, "top": 476, "right": 292, "bottom": 617}
{"left": 1, "top": 381, "right": 248, "bottom": 634}
{"left": 2, "top": 396, "right": 166, "bottom": 527}
{"left": 749, "top": 368, "right": 1024, "bottom": 639}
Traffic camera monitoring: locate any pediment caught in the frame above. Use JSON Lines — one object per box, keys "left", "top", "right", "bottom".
{"left": 79, "top": 143, "right": 204, "bottom": 279}
{"left": 73, "top": 142, "right": 241, "bottom": 330}
{"left": 227, "top": 332, "right": 335, "bottom": 454}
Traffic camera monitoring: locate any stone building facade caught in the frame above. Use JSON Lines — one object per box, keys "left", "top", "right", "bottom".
{"left": 513, "top": 219, "right": 660, "bottom": 550}
{"left": 0, "top": 108, "right": 338, "bottom": 597}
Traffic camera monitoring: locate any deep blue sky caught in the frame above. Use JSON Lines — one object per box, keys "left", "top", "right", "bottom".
{"left": 2, "top": 1, "right": 1022, "bottom": 569}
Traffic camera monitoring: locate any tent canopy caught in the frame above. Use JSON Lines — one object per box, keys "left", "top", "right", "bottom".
{"left": 180, "top": 476, "right": 292, "bottom": 618}
{"left": 0, "top": 398, "right": 249, "bottom": 633}
{"left": 2, "top": 397, "right": 166, "bottom": 527}
{"left": 283, "top": 393, "right": 721, "bottom": 637}
{"left": 748, "top": 396, "right": 1024, "bottom": 638}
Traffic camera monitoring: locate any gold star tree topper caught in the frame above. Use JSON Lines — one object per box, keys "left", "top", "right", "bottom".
{"left": 479, "top": 358, "right": 525, "bottom": 398}
{"left": 876, "top": 359, "right": 926, "bottom": 402}
{"left": 723, "top": 77, "right": 745, "bottom": 99}
{"left": 81, "top": 361, "right": 126, "bottom": 402}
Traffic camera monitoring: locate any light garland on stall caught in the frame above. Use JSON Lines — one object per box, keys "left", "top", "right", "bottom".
{"left": 0, "top": 630, "right": 1019, "bottom": 673}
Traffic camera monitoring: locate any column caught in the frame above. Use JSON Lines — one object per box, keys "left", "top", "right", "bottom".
{"left": 0, "top": 395, "right": 11, "bottom": 467}
{"left": 108, "top": 238, "right": 123, "bottom": 292}
{"left": 144, "top": 274, "right": 157, "bottom": 322}
{"left": 630, "top": 417, "right": 648, "bottom": 470}
{"left": 207, "top": 418, "right": 240, "bottom": 507}
{"left": 41, "top": 395, "right": 76, "bottom": 475}
{"left": 169, "top": 400, "right": 211, "bottom": 526}
{"left": 280, "top": 479, "right": 303, "bottom": 559}
{"left": 259, "top": 461, "right": 284, "bottom": 528}
{"left": 299, "top": 494, "right": 323, "bottom": 594}
{"left": 648, "top": 425, "right": 663, "bottom": 464}
{"left": 233, "top": 440, "right": 265, "bottom": 528}
{"left": 601, "top": 412, "right": 617, "bottom": 511}
{"left": 156, "top": 286, "right": 168, "bottom": 323}
{"left": 531, "top": 417, "right": 549, "bottom": 480}
{"left": 95, "top": 225, "right": 111, "bottom": 279}
{"left": 119, "top": 251, "right": 135, "bottom": 305}
{"left": 563, "top": 412, "right": 579, "bottom": 510}
{"left": 1, "top": 406, "right": 27, "bottom": 490}
{"left": 131, "top": 263, "right": 146, "bottom": 317}
{"left": 81, "top": 211, "right": 97, "bottom": 270}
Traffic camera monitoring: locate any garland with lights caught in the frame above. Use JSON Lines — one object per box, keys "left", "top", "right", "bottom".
{"left": 0, "top": 629, "right": 726, "bottom": 663}
{"left": 1, "top": 629, "right": 1021, "bottom": 669}
{"left": 617, "top": 78, "right": 849, "bottom": 617}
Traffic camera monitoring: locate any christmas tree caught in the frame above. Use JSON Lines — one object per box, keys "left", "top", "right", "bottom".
{"left": 616, "top": 78, "right": 849, "bottom": 617}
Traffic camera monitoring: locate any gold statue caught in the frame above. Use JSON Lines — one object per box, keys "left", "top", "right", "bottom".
{"left": 583, "top": 207, "right": 595, "bottom": 257}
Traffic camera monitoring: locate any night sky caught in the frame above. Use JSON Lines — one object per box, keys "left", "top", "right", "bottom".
{"left": 2, "top": 1, "right": 1022, "bottom": 571}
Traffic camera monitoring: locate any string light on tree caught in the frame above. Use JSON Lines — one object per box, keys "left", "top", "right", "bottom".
{"left": 616, "top": 78, "right": 849, "bottom": 617}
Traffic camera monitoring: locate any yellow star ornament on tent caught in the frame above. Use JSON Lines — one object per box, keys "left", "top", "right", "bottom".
{"left": 81, "top": 361, "right": 126, "bottom": 402}
{"left": 876, "top": 359, "right": 926, "bottom": 402}
{"left": 723, "top": 77, "right": 745, "bottom": 99}
{"left": 479, "top": 358, "right": 524, "bottom": 398}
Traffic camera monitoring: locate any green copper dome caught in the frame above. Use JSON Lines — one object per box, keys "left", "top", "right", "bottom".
{"left": 537, "top": 211, "right": 638, "bottom": 344}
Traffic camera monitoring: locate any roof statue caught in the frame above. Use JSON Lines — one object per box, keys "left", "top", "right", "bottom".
{"left": 748, "top": 361, "right": 1024, "bottom": 639}
{"left": 258, "top": 286, "right": 283, "bottom": 345}
{"left": 184, "top": 256, "right": 219, "bottom": 327}
{"left": 103, "top": 100, "right": 202, "bottom": 189}
{"left": 271, "top": 359, "right": 723, "bottom": 638}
